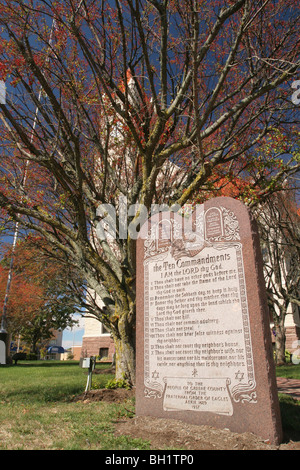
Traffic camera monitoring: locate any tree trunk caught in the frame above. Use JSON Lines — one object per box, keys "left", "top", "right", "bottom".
{"left": 274, "top": 321, "right": 286, "bottom": 365}
{"left": 112, "top": 311, "right": 136, "bottom": 385}
{"left": 31, "top": 342, "right": 37, "bottom": 355}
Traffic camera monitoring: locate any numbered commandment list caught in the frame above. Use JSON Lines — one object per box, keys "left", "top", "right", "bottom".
{"left": 143, "top": 239, "right": 257, "bottom": 416}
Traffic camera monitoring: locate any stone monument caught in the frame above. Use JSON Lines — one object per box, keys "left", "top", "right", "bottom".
{"left": 136, "top": 196, "right": 282, "bottom": 445}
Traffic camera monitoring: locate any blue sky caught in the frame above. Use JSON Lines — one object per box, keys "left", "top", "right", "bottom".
{"left": 62, "top": 315, "right": 85, "bottom": 349}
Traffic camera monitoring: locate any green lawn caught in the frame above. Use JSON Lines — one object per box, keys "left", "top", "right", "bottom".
{"left": 276, "top": 363, "right": 300, "bottom": 442}
{"left": 0, "top": 361, "right": 299, "bottom": 449}
{"left": 0, "top": 361, "right": 150, "bottom": 450}
{"left": 276, "top": 363, "right": 300, "bottom": 380}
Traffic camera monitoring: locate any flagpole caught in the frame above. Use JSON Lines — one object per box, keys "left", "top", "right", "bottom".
{"left": 0, "top": 19, "right": 56, "bottom": 361}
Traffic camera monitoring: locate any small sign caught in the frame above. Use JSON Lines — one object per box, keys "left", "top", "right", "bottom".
{"left": 0, "top": 340, "right": 6, "bottom": 365}
{"left": 81, "top": 358, "right": 91, "bottom": 369}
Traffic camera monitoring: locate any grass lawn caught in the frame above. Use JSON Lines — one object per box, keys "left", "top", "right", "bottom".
{"left": 276, "top": 363, "right": 300, "bottom": 442}
{"left": 0, "top": 361, "right": 150, "bottom": 450}
{"left": 0, "top": 361, "right": 299, "bottom": 450}
{"left": 276, "top": 363, "right": 300, "bottom": 380}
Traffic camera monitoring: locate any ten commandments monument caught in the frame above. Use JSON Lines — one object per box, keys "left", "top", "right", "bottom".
{"left": 136, "top": 197, "right": 282, "bottom": 445}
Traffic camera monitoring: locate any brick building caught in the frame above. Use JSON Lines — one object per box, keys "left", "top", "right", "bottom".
{"left": 81, "top": 314, "right": 115, "bottom": 361}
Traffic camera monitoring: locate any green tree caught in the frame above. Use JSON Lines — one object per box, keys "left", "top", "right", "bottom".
{"left": 0, "top": 237, "right": 80, "bottom": 354}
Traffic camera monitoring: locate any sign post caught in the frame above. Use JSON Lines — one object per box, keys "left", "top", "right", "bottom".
{"left": 80, "top": 357, "right": 96, "bottom": 392}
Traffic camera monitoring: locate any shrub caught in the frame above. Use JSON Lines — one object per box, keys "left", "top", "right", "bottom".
{"left": 27, "top": 353, "right": 38, "bottom": 361}
{"left": 105, "top": 378, "right": 131, "bottom": 390}
{"left": 12, "top": 352, "right": 27, "bottom": 364}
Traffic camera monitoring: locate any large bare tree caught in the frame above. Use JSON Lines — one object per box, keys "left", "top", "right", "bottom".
{"left": 0, "top": 0, "right": 299, "bottom": 383}
{"left": 256, "top": 188, "right": 300, "bottom": 364}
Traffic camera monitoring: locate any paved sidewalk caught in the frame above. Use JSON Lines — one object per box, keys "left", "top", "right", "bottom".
{"left": 277, "top": 377, "right": 300, "bottom": 401}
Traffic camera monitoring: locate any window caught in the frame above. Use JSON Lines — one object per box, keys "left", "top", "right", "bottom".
{"left": 99, "top": 348, "right": 109, "bottom": 360}
{"left": 101, "top": 323, "right": 109, "bottom": 335}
